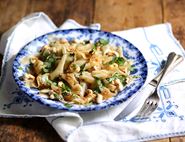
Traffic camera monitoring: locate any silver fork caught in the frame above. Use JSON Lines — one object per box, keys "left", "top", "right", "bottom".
{"left": 114, "top": 52, "right": 183, "bottom": 121}
{"left": 135, "top": 52, "right": 183, "bottom": 118}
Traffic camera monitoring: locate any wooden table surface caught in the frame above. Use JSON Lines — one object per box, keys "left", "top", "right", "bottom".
{"left": 0, "top": 0, "right": 185, "bottom": 142}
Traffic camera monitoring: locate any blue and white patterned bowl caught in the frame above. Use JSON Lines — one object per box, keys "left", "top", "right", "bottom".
{"left": 12, "top": 29, "right": 148, "bottom": 112}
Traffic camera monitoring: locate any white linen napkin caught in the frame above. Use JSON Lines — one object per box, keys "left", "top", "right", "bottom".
{"left": 1, "top": 12, "right": 185, "bottom": 142}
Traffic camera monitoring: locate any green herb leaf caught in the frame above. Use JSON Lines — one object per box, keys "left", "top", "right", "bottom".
{"left": 99, "top": 39, "right": 109, "bottom": 45}
{"left": 71, "top": 64, "right": 78, "bottom": 70}
{"left": 42, "top": 51, "right": 50, "bottom": 59}
{"left": 46, "top": 78, "right": 58, "bottom": 86}
{"left": 53, "top": 82, "right": 58, "bottom": 86}
{"left": 84, "top": 102, "right": 93, "bottom": 106}
{"left": 95, "top": 39, "right": 109, "bottom": 47}
{"left": 108, "top": 57, "right": 125, "bottom": 65}
{"left": 107, "top": 73, "right": 119, "bottom": 83}
{"left": 108, "top": 57, "right": 117, "bottom": 65}
{"left": 118, "top": 75, "right": 127, "bottom": 86}
{"left": 42, "top": 67, "right": 49, "bottom": 73}
{"left": 129, "top": 66, "right": 135, "bottom": 72}
{"left": 80, "top": 64, "right": 86, "bottom": 72}
{"left": 96, "top": 78, "right": 104, "bottom": 89}
{"left": 42, "top": 54, "right": 56, "bottom": 73}
{"left": 47, "top": 55, "right": 55, "bottom": 63}
{"left": 18, "top": 66, "right": 23, "bottom": 71}
{"left": 61, "top": 83, "right": 71, "bottom": 95}
{"left": 46, "top": 78, "right": 52, "bottom": 85}
{"left": 72, "top": 93, "right": 79, "bottom": 99}
{"left": 93, "top": 87, "right": 101, "bottom": 94}
{"left": 92, "top": 39, "right": 109, "bottom": 52}
{"left": 64, "top": 103, "right": 73, "bottom": 108}
{"left": 93, "top": 78, "right": 104, "bottom": 93}
{"left": 116, "top": 57, "right": 125, "bottom": 65}
{"left": 53, "top": 93, "right": 63, "bottom": 101}
{"left": 92, "top": 44, "right": 97, "bottom": 52}
{"left": 133, "top": 75, "right": 140, "bottom": 79}
{"left": 107, "top": 73, "right": 127, "bottom": 86}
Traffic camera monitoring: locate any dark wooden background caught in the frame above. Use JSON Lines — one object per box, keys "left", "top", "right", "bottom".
{"left": 0, "top": 0, "right": 185, "bottom": 141}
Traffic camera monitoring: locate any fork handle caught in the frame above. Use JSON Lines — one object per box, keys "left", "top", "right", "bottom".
{"left": 150, "top": 52, "right": 183, "bottom": 87}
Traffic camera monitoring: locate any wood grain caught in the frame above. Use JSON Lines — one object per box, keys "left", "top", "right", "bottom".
{"left": 170, "top": 136, "right": 185, "bottom": 142}
{"left": 0, "top": 0, "right": 29, "bottom": 34}
{"left": 29, "top": 0, "right": 67, "bottom": 27}
{"left": 149, "top": 138, "right": 170, "bottom": 142}
{"left": 0, "top": 118, "right": 62, "bottom": 142}
{"left": 94, "top": 0, "right": 163, "bottom": 31}
{"left": 163, "top": 0, "right": 185, "bottom": 49}
{"left": 29, "top": 0, "right": 94, "bottom": 27}
{"left": 63, "top": 0, "right": 95, "bottom": 25}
